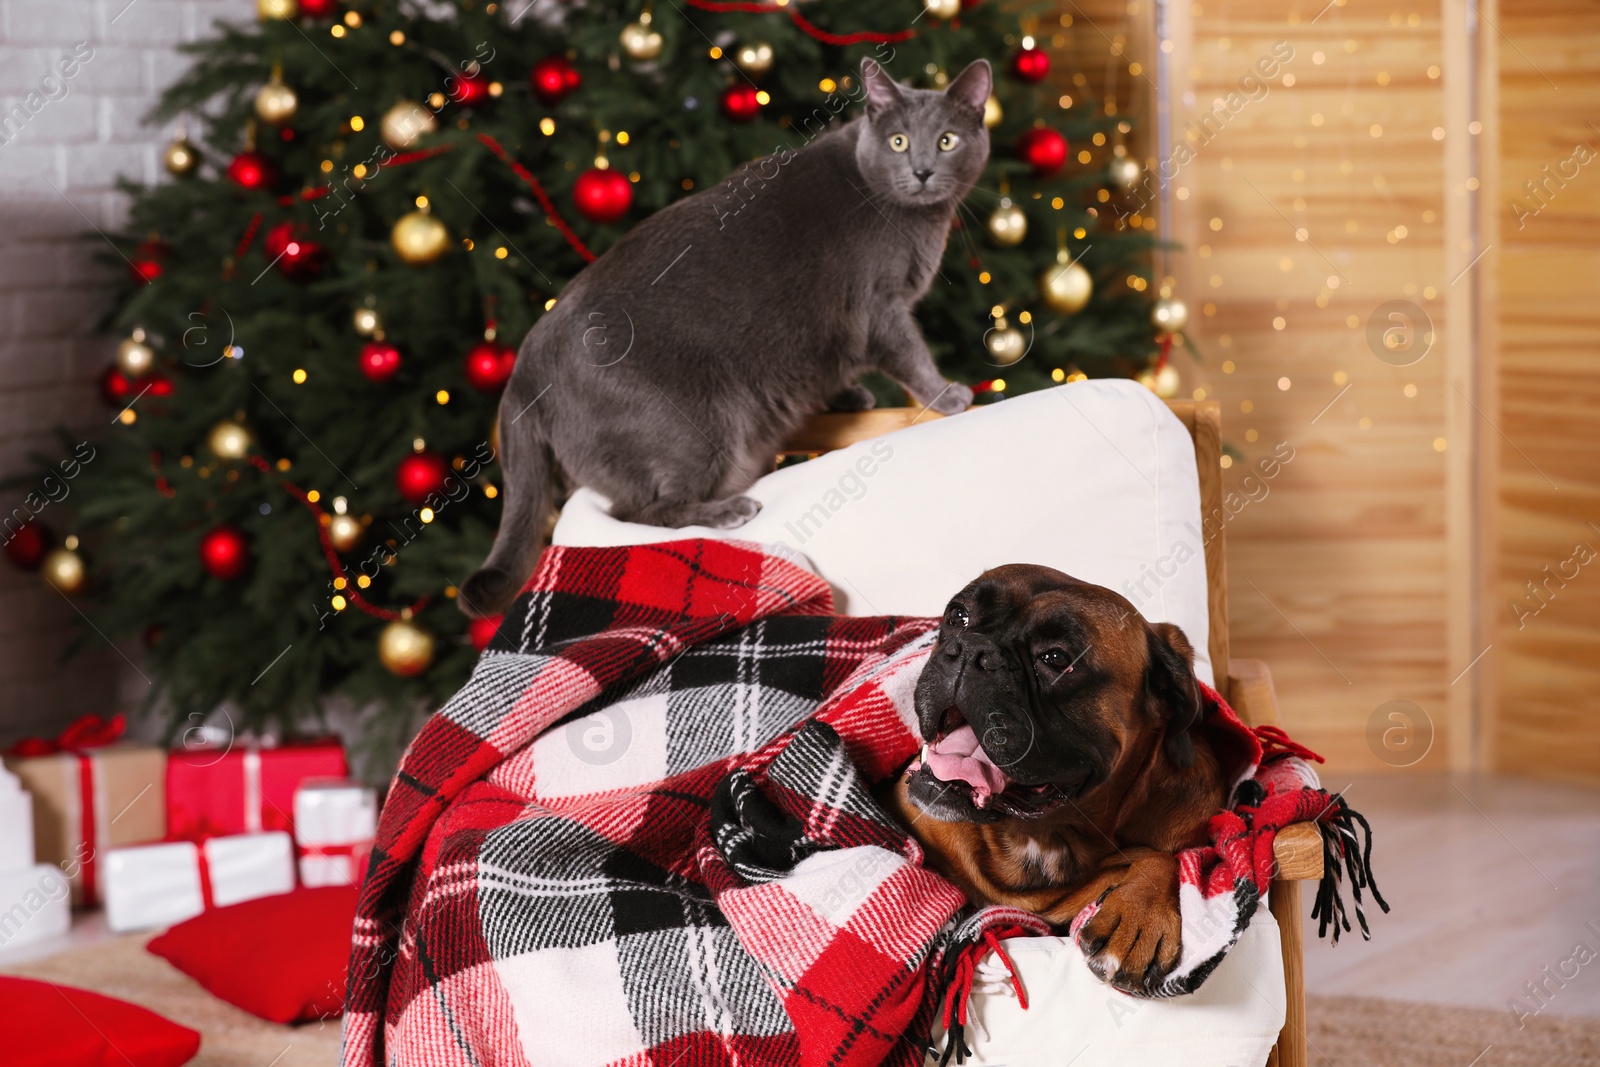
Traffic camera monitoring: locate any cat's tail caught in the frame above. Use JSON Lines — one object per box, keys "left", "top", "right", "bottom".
{"left": 458, "top": 390, "right": 552, "bottom": 619}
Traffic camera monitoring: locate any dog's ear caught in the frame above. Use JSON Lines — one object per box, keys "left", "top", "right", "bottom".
{"left": 1145, "top": 622, "right": 1202, "bottom": 768}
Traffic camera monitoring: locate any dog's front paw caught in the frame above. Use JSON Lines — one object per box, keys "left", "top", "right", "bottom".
{"left": 1076, "top": 866, "right": 1183, "bottom": 996}
{"left": 925, "top": 382, "right": 973, "bottom": 416}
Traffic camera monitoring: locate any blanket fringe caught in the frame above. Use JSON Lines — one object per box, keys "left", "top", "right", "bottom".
{"left": 929, "top": 918, "right": 1042, "bottom": 1064}
{"left": 1311, "top": 794, "right": 1390, "bottom": 943}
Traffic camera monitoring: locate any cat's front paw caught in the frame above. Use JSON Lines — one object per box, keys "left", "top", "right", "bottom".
{"left": 827, "top": 385, "right": 878, "bottom": 413}
{"left": 925, "top": 382, "right": 973, "bottom": 416}
{"left": 699, "top": 495, "right": 762, "bottom": 529}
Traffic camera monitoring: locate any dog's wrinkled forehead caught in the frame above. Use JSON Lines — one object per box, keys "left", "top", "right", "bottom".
{"left": 958, "top": 564, "right": 1143, "bottom": 645}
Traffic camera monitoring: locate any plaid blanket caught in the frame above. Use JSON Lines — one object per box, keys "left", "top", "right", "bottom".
{"left": 342, "top": 539, "right": 1382, "bottom": 1067}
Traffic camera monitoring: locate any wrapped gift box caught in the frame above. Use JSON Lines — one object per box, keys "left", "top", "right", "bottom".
{"left": 103, "top": 831, "right": 296, "bottom": 933}
{"left": 4, "top": 717, "right": 167, "bottom": 907}
{"left": 0, "top": 767, "right": 38, "bottom": 874}
{"left": 0, "top": 863, "right": 72, "bottom": 950}
{"left": 294, "top": 778, "right": 376, "bottom": 888}
{"left": 166, "top": 737, "right": 347, "bottom": 842}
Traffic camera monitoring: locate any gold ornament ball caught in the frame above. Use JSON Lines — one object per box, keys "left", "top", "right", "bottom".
{"left": 163, "top": 135, "right": 198, "bottom": 177}
{"left": 983, "top": 94, "right": 1003, "bottom": 129}
{"left": 985, "top": 322, "right": 1027, "bottom": 366}
{"left": 1151, "top": 296, "right": 1189, "bottom": 333}
{"left": 379, "top": 617, "right": 436, "bottom": 677}
{"left": 620, "top": 19, "right": 663, "bottom": 61}
{"left": 391, "top": 211, "right": 450, "bottom": 265}
{"left": 42, "top": 548, "right": 87, "bottom": 595}
{"left": 327, "top": 513, "right": 364, "bottom": 552}
{"left": 1039, "top": 259, "right": 1093, "bottom": 315}
{"left": 380, "top": 101, "right": 436, "bottom": 150}
{"left": 924, "top": 0, "right": 961, "bottom": 19}
{"left": 207, "top": 419, "right": 253, "bottom": 461}
{"left": 257, "top": 0, "right": 297, "bottom": 19}
{"left": 1151, "top": 362, "right": 1182, "bottom": 399}
{"left": 488, "top": 417, "right": 500, "bottom": 457}
{"left": 1107, "top": 156, "right": 1143, "bottom": 191}
{"left": 116, "top": 336, "right": 156, "bottom": 377}
{"left": 987, "top": 200, "right": 1027, "bottom": 247}
{"left": 352, "top": 305, "right": 382, "bottom": 337}
{"left": 734, "top": 41, "right": 773, "bottom": 77}
{"left": 254, "top": 81, "right": 298, "bottom": 125}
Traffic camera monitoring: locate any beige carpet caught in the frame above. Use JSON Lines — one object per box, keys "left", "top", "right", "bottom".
{"left": 4, "top": 934, "right": 340, "bottom": 1066}
{"left": 6, "top": 935, "right": 1599, "bottom": 1066}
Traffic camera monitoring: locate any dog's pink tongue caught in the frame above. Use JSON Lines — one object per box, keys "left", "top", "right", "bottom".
{"left": 925, "top": 725, "right": 1008, "bottom": 805}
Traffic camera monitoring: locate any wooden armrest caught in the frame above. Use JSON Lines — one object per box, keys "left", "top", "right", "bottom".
{"left": 1228, "top": 660, "right": 1324, "bottom": 881}
{"left": 1227, "top": 657, "right": 1281, "bottom": 728}
{"left": 1274, "top": 822, "right": 1324, "bottom": 881}
{"left": 780, "top": 408, "right": 945, "bottom": 454}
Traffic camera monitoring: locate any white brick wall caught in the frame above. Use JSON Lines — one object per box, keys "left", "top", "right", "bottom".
{"left": 0, "top": 0, "right": 252, "bottom": 742}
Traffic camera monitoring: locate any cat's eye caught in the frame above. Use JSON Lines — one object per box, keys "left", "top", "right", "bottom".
{"left": 889, "top": 133, "right": 909, "bottom": 153}
{"left": 938, "top": 132, "right": 960, "bottom": 152}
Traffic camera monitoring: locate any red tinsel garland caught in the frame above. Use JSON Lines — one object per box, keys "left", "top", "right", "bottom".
{"left": 244, "top": 456, "right": 429, "bottom": 622}
{"left": 475, "top": 133, "right": 596, "bottom": 262}
{"left": 684, "top": 0, "right": 917, "bottom": 45}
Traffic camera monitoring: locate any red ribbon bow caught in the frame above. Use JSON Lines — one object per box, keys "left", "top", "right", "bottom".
{"left": 6, "top": 713, "right": 126, "bottom": 758}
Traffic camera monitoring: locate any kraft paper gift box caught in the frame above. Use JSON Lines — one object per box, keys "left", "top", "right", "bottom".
{"left": 102, "top": 831, "right": 296, "bottom": 933}
{"left": 293, "top": 778, "right": 377, "bottom": 888}
{"left": 3, "top": 715, "right": 167, "bottom": 907}
{"left": 166, "top": 737, "right": 347, "bottom": 842}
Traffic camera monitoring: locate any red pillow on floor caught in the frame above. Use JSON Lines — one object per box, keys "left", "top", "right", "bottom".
{"left": 0, "top": 976, "right": 200, "bottom": 1067}
{"left": 147, "top": 885, "right": 357, "bottom": 1024}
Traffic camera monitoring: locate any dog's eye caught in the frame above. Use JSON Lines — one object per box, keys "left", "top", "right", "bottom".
{"left": 938, "top": 131, "right": 960, "bottom": 152}
{"left": 945, "top": 604, "right": 969, "bottom": 627}
{"left": 1038, "top": 648, "right": 1074, "bottom": 671}
{"left": 889, "top": 133, "right": 909, "bottom": 152}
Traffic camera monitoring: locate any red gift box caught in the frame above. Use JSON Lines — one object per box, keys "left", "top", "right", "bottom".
{"left": 166, "top": 738, "right": 347, "bottom": 842}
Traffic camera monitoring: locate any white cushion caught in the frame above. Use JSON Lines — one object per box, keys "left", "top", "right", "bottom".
{"left": 935, "top": 907, "right": 1285, "bottom": 1066}
{"left": 553, "top": 380, "right": 1214, "bottom": 685}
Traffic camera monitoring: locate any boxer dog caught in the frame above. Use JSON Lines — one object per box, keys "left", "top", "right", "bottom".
{"left": 885, "top": 564, "right": 1229, "bottom": 996}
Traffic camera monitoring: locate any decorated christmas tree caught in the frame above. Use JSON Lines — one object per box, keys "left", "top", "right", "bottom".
{"left": 6, "top": 0, "right": 1170, "bottom": 757}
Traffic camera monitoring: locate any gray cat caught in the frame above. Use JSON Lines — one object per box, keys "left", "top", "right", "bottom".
{"left": 459, "top": 58, "right": 991, "bottom": 617}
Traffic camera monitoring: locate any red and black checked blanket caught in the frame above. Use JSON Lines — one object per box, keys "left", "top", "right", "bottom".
{"left": 341, "top": 539, "right": 1382, "bottom": 1067}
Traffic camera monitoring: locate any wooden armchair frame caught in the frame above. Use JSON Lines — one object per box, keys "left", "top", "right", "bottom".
{"left": 782, "top": 401, "right": 1317, "bottom": 1067}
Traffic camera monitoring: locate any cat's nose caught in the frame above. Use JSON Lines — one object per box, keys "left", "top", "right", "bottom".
{"left": 913, "top": 168, "right": 934, "bottom": 184}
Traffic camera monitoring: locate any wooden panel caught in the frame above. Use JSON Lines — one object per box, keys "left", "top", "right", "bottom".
{"left": 1494, "top": 0, "right": 1600, "bottom": 782}
{"left": 1181, "top": 1, "right": 1453, "bottom": 774}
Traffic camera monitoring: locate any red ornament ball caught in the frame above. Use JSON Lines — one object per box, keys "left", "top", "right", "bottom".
{"left": 530, "top": 56, "right": 581, "bottom": 105}
{"left": 199, "top": 524, "right": 252, "bottom": 581}
{"left": 572, "top": 167, "right": 633, "bottom": 224}
{"left": 297, "top": 0, "right": 339, "bottom": 16}
{"left": 396, "top": 451, "right": 450, "bottom": 505}
{"left": 1016, "top": 127, "right": 1068, "bottom": 176}
{"left": 263, "top": 221, "right": 325, "bottom": 279}
{"left": 359, "top": 341, "right": 402, "bottom": 384}
{"left": 145, "top": 372, "right": 174, "bottom": 398}
{"left": 4, "top": 521, "right": 52, "bottom": 571}
{"left": 721, "top": 84, "right": 762, "bottom": 122}
{"left": 463, "top": 341, "right": 517, "bottom": 392}
{"left": 469, "top": 614, "right": 504, "bottom": 651}
{"left": 447, "top": 70, "right": 491, "bottom": 107}
{"left": 1011, "top": 46, "right": 1050, "bottom": 83}
{"left": 226, "top": 150, "right": 277, "bottom": 190}
{"left": 100, "top": 366, "right": 133, "bottom": 406}
{"left": 129, "top": 238, "right": 166, "bottom": 285}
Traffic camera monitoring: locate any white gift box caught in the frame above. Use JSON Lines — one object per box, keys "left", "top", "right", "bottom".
{"left": 293, "top": 778, "right": 376, "bottom": 888}
{"left": 103, "top": 831, "right": 296, "bottom": 932}
{"left": 0, "top": 863, "right": 72, "bottom": 951}
{"left": 0, "top": 767, "right": 37, "bottom": 873}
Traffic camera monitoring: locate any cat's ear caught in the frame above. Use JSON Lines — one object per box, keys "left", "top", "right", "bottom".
{"left": 860, "top": 58, "right": 904, "bottom": 117}
{"left": 945, "top": 59, "right": 992, "bottom": 115}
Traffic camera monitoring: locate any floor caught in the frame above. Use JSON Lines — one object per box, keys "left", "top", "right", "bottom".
{"left": 4, "top": 771, "right": 1598, "bottom": 1023}
{"left": 1301, "top": 773, "right": 1600, "bottom": 1019}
